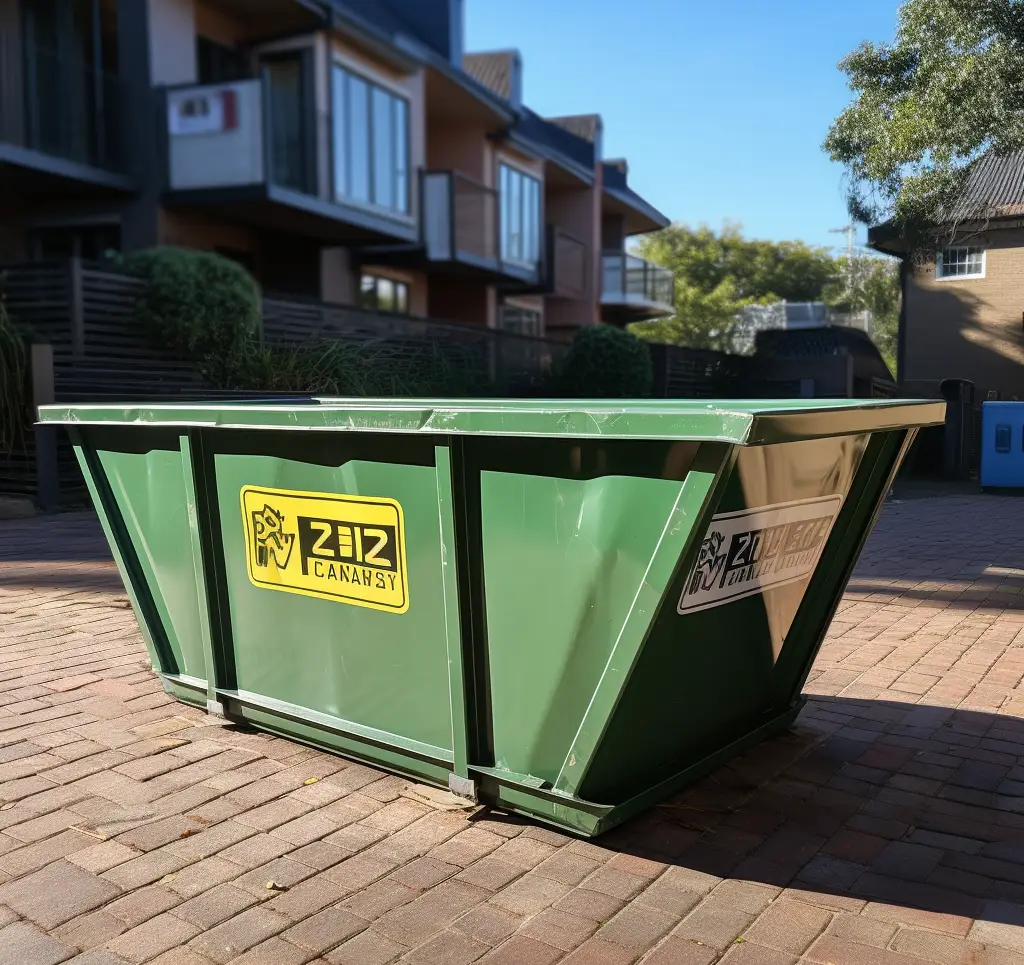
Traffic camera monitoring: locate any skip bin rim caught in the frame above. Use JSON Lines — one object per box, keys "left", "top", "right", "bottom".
{"left": 38, "top": 397, "right": 946, "bottom": 445}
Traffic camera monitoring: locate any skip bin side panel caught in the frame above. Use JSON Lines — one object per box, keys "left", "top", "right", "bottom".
{"left": 578, "top": 432, "right": 874, "bottom": 804}
{"left": 209, "top": 430, "right": 454, "bottom": 757}
{"left": 83, "top": 426, "right": 207, "bottom": 684}
{"left": 468, "top": 437, "right": 708, "bottom": 788}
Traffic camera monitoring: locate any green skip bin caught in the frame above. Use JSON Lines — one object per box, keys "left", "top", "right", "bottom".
{"left": 40, "top": 397, "right": 944, "bottom": 836}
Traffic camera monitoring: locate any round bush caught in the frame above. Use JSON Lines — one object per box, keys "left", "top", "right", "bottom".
{"left": 126, "top": 247, "right": 261, "bottom": 381}
{"left": 556, "top": 323, "right": 653, "bottom": 398}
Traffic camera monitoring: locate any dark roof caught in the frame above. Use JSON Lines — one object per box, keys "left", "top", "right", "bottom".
{"left": 947, "top": 150, "right": 1024, "bottom": 222}
{"left": 546, "top": 114, "right": 601, "bottom": 144}
{"left": 601, "top": 161, "right": 669, "bottom": 230}
{"left": 463, "top": 51, "right": 515, "bottom": 100}
{"left": 332, "top": 0, "right": 415, "bottom": 42}
{"left": 513, "top": 108, "right": 598, "bottom": 172}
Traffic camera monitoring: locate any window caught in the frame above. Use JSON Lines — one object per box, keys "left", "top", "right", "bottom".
{"left": 197, "top": 37, "right": 250, "bottom": 84}
{"left": 28, "top": 224, "right": 120, "bottom": 261}
{"left": 499, "top": 164, "right": 541, "bottom": 267}
{"left": 360, "top": 274, "right": 409, "bottom": 313}
{"left": 499, "top": 306, "right": 542, "bottom": 337}
{"left": 937, "top": 246, "right": 986, "bottom": 279}
{"left": 332, "top": 65, "right": 409, "bottom": 215}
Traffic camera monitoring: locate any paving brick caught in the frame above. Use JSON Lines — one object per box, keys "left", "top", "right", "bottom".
{"left": 103, "top": 885, "right": 182, "bottom": 928}
{"left": 188, "top": 906, "right": 292, "bottom": 964}
{"left": 265, "top": 872, "right": 348, "bottom": 920}
{"left": 375, "top": 880, "right": 489, "bottom": 946}
{"left": 53, "top": 910, "right": 128, "bottom": 951}
{"left": 805, "top": 935, "right": 931, "bottom": 965}
{"left": 219, "top": 936, "right": 310, "bottom": 965}
{"left": 742, "top": 899, "right": 831, "bottom": 955}
{"left": 170, "top": 884, "right": 258, "bottom": 929}
{"left": 452, "top": 904, "right": 524, "bottom": 946}
{"left": 489, "top": 873, "right": 570, "bottom": 916}
{"left": 579, "top": 866, "right": 646, "bottom": 901}
{"left": 557, "top": 937, "right": 636, "bottom": 964}
{"left": 596, "top": 903, "right": 675, "bottom": 952}
{"left": 718, "top": 942, "right": 798, "bottom": 965}
{"left": 0, "top": 920, "right": 75, "bottom": 965}
{"left": 403, "top": 929, "right": 490, "bottom": 965}
{"left": 101, "top": 849, "right": 188, "bottom": 890}
{"left": 65, "top": 841, "right": 139, "bottom": 875}
{"left": 0, "top": 829, "right": 98, "bottom": 877}
{"left": 341, "top": 878, "right": 419, "bottom": 921}
{"left": 476, "top": 936, "right": 563, "bottom": 965}
{"left": 162, "top": 857, "right": 243, "bottom": 899}
{"left": 230, "top": 856, "right": 317, "bottom": 897}
{"left": 104, "top": 913, "right": 201, "bottom": 964}
{"left": 287, "top": 841, "right": 350, "bottom": 872}
{"left": 826, "top": 914, "right": 897, "bottom": 948}
{"left": 0, "top": 858, "right": 121, "bottom": 928}
{"left": 520, "top": 907, "right": 597, "bottom": 951}
{"left": 325, "top": 928, "right": 407, "bottom": 965}
{"left": 455, "top": 857, "right": 524, "bottom": 893}
{"left": 554, "top": 887, "right": 626, "bottom": 923}
{"left": 640, "top": 936, "right": 717, "bottom": 965}
{"left": 429, "top": 829, "right": 505, "bottom": 869}
{"left": 674, "top": 902, "right": 754, "bottom": 951}
{"left": 969, "top": 899, "right": 1024, "bottom": 952}
{"left": 861, "top": 900, "right": 972, "bottom": 936}
{"left": 282, "top": 907, "right": 365, "bottom": 954}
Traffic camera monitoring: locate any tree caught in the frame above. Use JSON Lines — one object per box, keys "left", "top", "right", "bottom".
{"left": 630, "top": 222, "right": 838, "bottom": 350}
{"left": 823, "top": 256, "right": 901, "bottom": 375}
{"left": 824, "top": 0, "right": 1024, "bottom": 246}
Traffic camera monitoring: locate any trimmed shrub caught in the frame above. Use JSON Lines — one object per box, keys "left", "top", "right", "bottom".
{"left": 555, "top": 323, "right": 653, "bottom": 398}
{"left": 126, "top": 247, "right": 261, "bottom": 386}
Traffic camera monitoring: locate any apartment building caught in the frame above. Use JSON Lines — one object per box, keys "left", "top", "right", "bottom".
{"left": 0, "top": 0, "right": 674, "bottom": 339}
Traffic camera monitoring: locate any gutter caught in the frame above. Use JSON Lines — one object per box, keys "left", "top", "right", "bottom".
{"left": 604, "top": 183, "right": 670, "bottom": 231}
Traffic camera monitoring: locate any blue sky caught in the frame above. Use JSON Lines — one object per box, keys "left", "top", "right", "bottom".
{"left": 465, "top": 0, "right": 902, "bottom": 254}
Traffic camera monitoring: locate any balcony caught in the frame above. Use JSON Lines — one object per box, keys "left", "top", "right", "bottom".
{"left": 163, "top": 78, "right": 418, "bottom": 244}
{"left": 0, "top": 32, "right": 131, "bottom": 194}
{"left": 600, "top": 251, "right": 674, "bottom": 323}
{"left": 419, "top": 170, "right": 543, "bottom": 286}
{"left": 545, "top": 227, "right": 588, "bottom": 300}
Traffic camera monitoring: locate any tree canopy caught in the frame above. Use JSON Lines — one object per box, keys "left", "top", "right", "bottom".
{"left": 824, "top": 0, "right": 1024, "bottom": 245}
{"left": 630, "top": 223, "right": 837, "bottom": 351}
{"left": 630, "top": 223, "right": 900, "bottom": 374}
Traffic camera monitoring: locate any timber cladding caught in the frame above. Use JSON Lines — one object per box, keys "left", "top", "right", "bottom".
{"left": 905, "top": 226, "right": 1024, "bottom": 400}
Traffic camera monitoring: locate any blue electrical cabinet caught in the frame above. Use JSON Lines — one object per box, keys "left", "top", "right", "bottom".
{"left": 981, "top": 402, "right": 1024, "bottom": 488}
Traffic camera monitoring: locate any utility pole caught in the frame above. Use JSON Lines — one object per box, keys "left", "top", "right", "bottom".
{"left": 829, "top": 225, "right": 857, "bottom": 300}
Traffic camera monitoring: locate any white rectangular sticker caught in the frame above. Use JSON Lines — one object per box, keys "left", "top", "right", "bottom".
{"left": 678, "top": 495, "right": 843, "bottom": 615}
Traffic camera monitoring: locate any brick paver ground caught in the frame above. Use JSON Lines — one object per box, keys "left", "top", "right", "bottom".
{"left": 4, "top": 497, "right": 1024, "bottom": 963}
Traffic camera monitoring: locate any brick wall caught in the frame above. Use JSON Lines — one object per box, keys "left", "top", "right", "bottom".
{"left": 905, "top": 226, "right": 1024, "bottom": 400}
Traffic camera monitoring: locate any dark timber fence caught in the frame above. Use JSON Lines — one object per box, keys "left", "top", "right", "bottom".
{"left": 0, "top": 259, "right": 896, "bottom": 509}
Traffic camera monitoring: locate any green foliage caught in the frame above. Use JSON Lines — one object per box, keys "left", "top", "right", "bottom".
{"left": 824, "top": 255, "right": 901, "bottom": 375}
{"left": 229, "top": 339, "right": 495, "bottom": 398}
{"left": 824, "top": 0, "right": 1024, "bottom": 246}
{"left": 0, "top": 294, "right": 28, "bottom": 455}
{"left": 629, "top": 222, "right": 839, "bottom": 351}
{"left": 126, "top": 247, "right": 261, "bottom": 386}
{"left": 555, "top": 324, "right": 653, "bottom": 398}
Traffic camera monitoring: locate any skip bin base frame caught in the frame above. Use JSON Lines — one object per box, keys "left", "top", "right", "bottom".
{"left": 42, "top": 398, "right": 946, "bottom": 837}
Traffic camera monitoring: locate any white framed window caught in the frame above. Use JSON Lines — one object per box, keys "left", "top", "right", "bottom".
{"left": 499, "top": 163, "right": 541, "bottom": 267}
{"left": 499, "top": 306, "right": 542, "bottom": 337}
{"left": 332, "top": 64, "right": 410, "bottom": 216}
{"left": 936, "top": 246, "right": 986, "bottom": 280}
{"left": 360, "top": 274, "right": 409, "bottom": 313}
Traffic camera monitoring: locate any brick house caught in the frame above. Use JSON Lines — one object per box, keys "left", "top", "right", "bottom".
{"left": 0, "top": 0, "right": 673, "bottom": 340}
{"left": 870, "top": 151, "right": 1024, "bottom": 401}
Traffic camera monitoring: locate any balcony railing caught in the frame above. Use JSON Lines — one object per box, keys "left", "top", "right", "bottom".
{"left": 601, "top": 252, "right": 674, "bottom": 317}
{"left": 167, "top": 78, "right": 317, "bottom": 196}
{"left": 546, "top": 227, "right": 587, "bottom": 300}
{"left": 0, "top": 32, "right": 125, "bottom": 173}
{"left": 422, "top": 170, "right": 542, "bottom": 282}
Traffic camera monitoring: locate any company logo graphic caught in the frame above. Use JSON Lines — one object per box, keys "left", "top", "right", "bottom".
{"left": 241, "top": 486, "right": 408, "bottom": 613}
{"left": 677, "top": 495, "right": 843, "bottom": 615}
{"left": 250, "top": 504, "right": 294, "bottom": 569}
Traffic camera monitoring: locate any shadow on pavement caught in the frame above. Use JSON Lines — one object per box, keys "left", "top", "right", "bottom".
{"left": 581, "top": 695, "right": 1024, "bottom": 932}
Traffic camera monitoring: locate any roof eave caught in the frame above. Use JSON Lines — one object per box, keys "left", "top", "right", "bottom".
{"left": 502, "top": 130, "right": 595, "bottom": 185}
{"left": 604, "top": 184, "right": 669, "bottom": 234}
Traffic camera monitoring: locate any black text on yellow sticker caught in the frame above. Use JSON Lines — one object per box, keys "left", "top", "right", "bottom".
{"left": 241, "top": 486, "right": 408, "bottom": 613}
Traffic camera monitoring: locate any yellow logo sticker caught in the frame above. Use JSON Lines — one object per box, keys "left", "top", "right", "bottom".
{"left": 241, "top": 486, "right": 409, "bottom": 613}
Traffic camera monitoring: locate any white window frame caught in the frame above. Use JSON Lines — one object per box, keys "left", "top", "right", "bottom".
{"left": 498, "top": 161, "right": 542, "bottom": 269}
{"left": 498, "top": 304, "right": 543, "bottom": 337}
{"left": 936, "top": 246, "right": 986, "bottom": 280}
{"left": 331, "top": 61, "right": 411, "bottom": 219}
